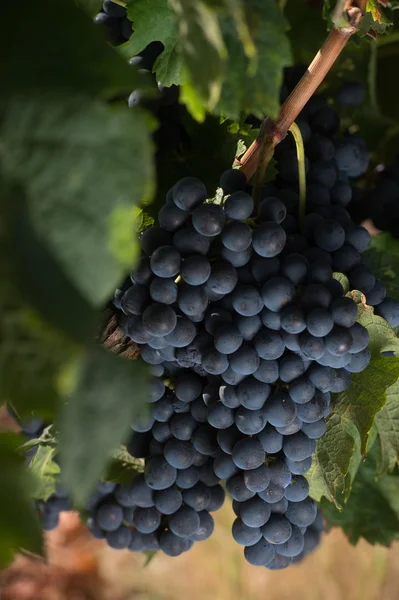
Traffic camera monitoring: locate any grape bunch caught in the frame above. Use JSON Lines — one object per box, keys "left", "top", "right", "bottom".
{"left": 93, "top": 0, "right": 132, "bottom": 46}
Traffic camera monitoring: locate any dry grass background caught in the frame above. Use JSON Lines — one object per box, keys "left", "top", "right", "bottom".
{"left": 1, "top": 503, "right": 399, "bottom": 600}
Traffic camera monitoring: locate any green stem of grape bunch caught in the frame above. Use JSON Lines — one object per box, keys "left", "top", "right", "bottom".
{"left": 289, "top": 122, "right": 307, "bottom": 229}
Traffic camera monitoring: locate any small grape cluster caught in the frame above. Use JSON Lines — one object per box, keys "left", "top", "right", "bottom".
{"left": 93, "top": 0, "right": 133, "bottom": 46}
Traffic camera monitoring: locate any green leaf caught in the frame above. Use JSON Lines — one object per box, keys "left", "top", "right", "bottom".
{"left": 105, "top": 445, "right": 145, "bottom": 485}
{"left": 216, "top": 0, "right": 292, "bottom": 120}
{"left": 123, "top": 0, "right": 182, "bottom": 87}
{"left": 307, "top": 299, "right": 399, "bottom": 505}
{"left": 359, "top": 1, "right": 393, "bottom": 36}
{"left": 0, "top": 96, "right": 154, "bottom": 307}
{"left": 75, "top": 0, "right": 105, "bottom": 17}
{"left": 169, "top": 0, "right": 227, "bottom": 108}
{"left": 0, "top": 0, "right": 138, "bottom": 97}
{"left": 322, "top": 450, "right": 399, "bottom": 546}
{"left": 59, "top": 347, "right": 148, "bottom": 506}
{"left": 375, "top": 378, "right": 399, "bottom": 475}
{"left": 365, "top": 242, "right": 399, "bottom": 301}
{"left": 0, "top": 434, "right": 43, "bottom": 567}
{"left": 28, "top": 446, "right": 61, "bottom": 502}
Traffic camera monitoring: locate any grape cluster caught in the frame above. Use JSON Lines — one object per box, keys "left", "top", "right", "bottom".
{"left": 93, "top": 0, "right": 132, "bottom": 46}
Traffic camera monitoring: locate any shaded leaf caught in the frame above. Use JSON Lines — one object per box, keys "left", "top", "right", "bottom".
{"left": 375, "top": 378, "right": 399, "bottom": 475}
{"left": 59, "top": 348, "right": 148, "bottom": 506}
{"left": 0, "top": 434, "right": 43, "bottom": 567}
{"left": 105, "top": 445, "right": 145, "bottom": 485}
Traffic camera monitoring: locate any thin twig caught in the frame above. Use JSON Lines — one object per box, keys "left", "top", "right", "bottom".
{"left": 288, "top": 123, "right": 307, "bottom": 229}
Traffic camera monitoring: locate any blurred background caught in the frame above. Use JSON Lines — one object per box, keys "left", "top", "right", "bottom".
{"left": 1, "top": 508, "right": 399, "bottom": 600}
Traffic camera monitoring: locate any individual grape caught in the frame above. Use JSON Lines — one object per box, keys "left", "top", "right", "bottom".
{"left": 192, "top": 203, "right": 226, "bottom": 237}
{"left": 229, "top": 343, "right": 260, "bottom": 375}
{"left": 131, "top": 256, "right": 153, "bottom": 286}
{"left": 159, "top": 530, "right": 191, "bottom": 556}
{"left": 207, "top": 484, "right": 225, "bottom": 512}
{"left": 267, "top": 458, "right": 292, "bottom": 488}
{"left": 308, "top": 364, "right": 335, "bottom": 392}
{"left": 140, "top": 226, "right": 172, "bottom": 256}
{"left": 260, "top": 307, "right": 281, "bottom": 331}
{"left": 258, "top": 484, "right": 285, "bottom": 504}
{"left": 259, "top": 196, "right": 287, "bottom": 224}
{"left": 335, "top": 137, "right": 369, "bottom": 178}
{"left": 243, "top": 464, "right": 271, "bottom": 492}
{"left": 347, "top": 322, "right": 369, "bottom": 353}
{"left": 299, "top": 332, "right": 326, "bottom": 360}
{"left": 87, "top": 517, "right": 105, "bottom": 540}
{"left": 375, "top": 298, "right": 399, "bottom": 327}
{"left": 240, "top": 496, "right": 271, "bottom": 528}
{"left": 280, "top": 305, "right": 307, "bottom": 334}
{"left": 307, "top": 183, "right": 331, "bottom": 206}
{"left": 237, "top": 378, "right": 271, "bottom": 410}
{"left": 175, "top": 467, "right": 199, "bottom": 490}
{"left": 192, "top": 425, "right": 219, "bottom": 456}
{"left": 173, "top": 177, "right": 207, "bottom": 211}
{"left": 202, "top": 348, "right": 229, "bottom": 375}
{"left": 140, "top": 346, "right": 165, "bottom": 365}
{"left": 300, "top": 284, "right": 332, "bottom": 310}
{"left": 235, "top": 314, "right": 262, "bottom": 340}
{"left": 219, "top": 385, "right": 241, "bottom": 409}
{"left": 121, "top": 284, "right": 149, "bottom": 316}
{"left": 261, "top": 515, "right": 292, "bottom": 545}
{"left": 281, "top": 331, "right": 300, "bottom": 352}
{"left": 263, "top": 392, "right": 297, "bottom": 427}
{"left": 349, "top": 264, "right": 376, "bottom": 294}
{"left": 301, "top": 418, "right": 327, "bottom": 439}
{"left": 106, "top": 526, "right": 132, "bottom": 550}
{"left": 281, "top": 254, "right": 308, "bottom": 285}
{"left": 150, "top": 246, "right": 181, "bottom": 278}
{"left": 313, "top": 219, "right": 345, "bottom": 252}
{"left": 182, "top": 482, "right": 211, "bottom": 512}
{"left": 152, "top": 421, "right": 172, "bottom": 443}
{"left": 147, "top": 336, "right": 169, "bottom": 350}
{"left": 332, "top": 244, "right": 361, "bottom": 272}
{"left": 244, "top": 539, "right": 276, "bottom": 567}
{"left": 217, "top": 425, "right": 244, "bottom": 455}
{"left": 190, "top": 398, "right": 209, "bottom": 423}
{"left": 232, "top": 437, "right": 265, "bottom": 470}
{"left": 307, "top": 262, "right": 333, "bottom": 284}
{"left": 336, "top": 81, "right": 365, "bottom": 106}
{"left": 128, "top": 474, "right": 154, "bottom": 508}
{"left": 286, "top": 498, "right": 317, "bottom": 527}
{"left": 261, "top": 277, "right": 295, "bottom": 312}
{"left": 158, "top": 203, "right": 188, "bottom": 232}
{"left": 279, "top": 354, "right": 306, "bottom": 383}
{"left": 221, "top": 367, "right": 246, "bottom": 385}
{"left": 366, "top": 280, "right": 386, "bottom": 306}
{"left": 142, "top": 303, "right": 177, "bottom": 337}
{"left": 305, "top": 307, "right": 334, "bottom": 337}
{"left": 220, "top": 169, "right": 247, "bottom": 194}
{"left": 207, "top": 402, "right": 235, "bottom": 429}
{"left": 253, "top": 329, "right": 285, "bottom": 360}
{"left": 164, "top": 439, "right": 196, "bottom": 469}
{"left": 224, "top": 191, "right": 254, "bottom": 220}
{"left": 345, "top": 225, "right": 370, "bottom": 252}
{"left": 285, "top": 456, "right": 312, "bottom": 475}
{"left": 175, "top": 372, "right": 203, "bottom": 403}
{"left": 207, "top": 261, "right": 238, "bottom": 294}
{"left": 132, "top": 506, "right": 161, "bottom": 534}
{"left": 164, "top": 316, "right": 196, "bottom": 348}
{"left": 251, "top": 257, "right": 280, "bottom": 284}
{"left": 235, "top": 406, "right": 268, "bottom": 435}
{"left": 221, "top": 246, "right": 252, "bottom": 268}
{"left": 170, "top": 413, "right": 197, "bottom": 441}
{"left": 296, "top": 390, "right": 329, "bottom": 423}
{"left": 232, "top": 518, "right": 262, "bottom": 546}
{"left": 283, "top": 432, "right": 316, "bottom": 461}
{"left": 95, "top": 500, "right": 124, "bottom": 532}
{"left": 303, "top": 246, "right": 333, "bottom": 266}
{"left": 232, "top": 285, "right": 263, "bottom": 317}
{"left": 222, "top": 221, "right": 252, "bottom": 252}
{"left": 145, "top": 456, "right": 177, "bottom": 489}
{"left": 131, "top": 412, "right": 155, "bottom": 433}
{"left": 254, "top": 359, "right": 279, "bottom": 384}
{"left": 287, "top": 377, "right": 315, "bottom": 404}
{"left": 213, "top": 451, "right": 239, "bottom": 479}
{"left": 270, "top": 497, "right": 289, "bottom": 515}
{"left": 345, "top": 348, "right": 371, "bottom": 373}
{"left": 275, "top": 417, "right": 302, "bottom": 436}
{"left": 177, "top": 284, "right": 208, "bottom": 317}
{"left": 252, "top": 222, "right": 287, "bottom": 258}
{"left": 214, "top": 324, "right": 243, "bottom": 354}
{"left": 276, "top": 525, "right": 305, "bottom": 557}
{"left": 181, "top": 255, "right": 211, "bottom": 286}
{"left": 173, "top": 227, "right": 210, "bottom": 256}
{"left": 325, "top": 326, "right": 353, "bottom": 356}
{"left": 227, "top": 473, "right": 256, "bottom": 502}
{"left": 267, "top": 554, "right": 293, "bottom": 570}
{"left": 308, "top": 159, "right": 337, "bottom": 189}
{"left": 257, "top": 424, "right": 283, "bottom": 454}
{"left": 149, "top": 277, "right": 178, "bottom": 305}
{"left": 190, "top": 510, "right": 215, "bottom": 541}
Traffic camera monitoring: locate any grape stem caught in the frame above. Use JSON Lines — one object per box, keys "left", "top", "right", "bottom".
{"left": 236, "top": 24, "right": 359, "bottom": 181}
{"left": 288, "top": 123, "right": 306, "bottom": 229}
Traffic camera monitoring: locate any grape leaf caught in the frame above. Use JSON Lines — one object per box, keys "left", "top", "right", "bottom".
{"left": 123, "top": 0, "right": 182, "bottom": 86}
{"left": 28, "top": 446, "right": 61, "bottom": 502}
{"left": 0, "top": 96, "right": 154, "bottom": 307}
{"left": 216, "top": 0, "right": 292, "bottom": 120}
{"left": 0, "top": 434, "right": 43, "bottom": 567}
{"left": 75, "top": 0, "right": 104, "bottom": 17}
{"left": 307, "top": 299, "right": 399, "bottom": 505}
{"left": 322, "top": 450, "right": 399, "bottom": 546}
{"left": 359, "top": 0, "right": 393, "bottom": 35}
{"left": 375, "top": 378, "right": 399, "bottom": 475}
{"left": 365, "top": 244, "right": 399, "bottom": 300}
{"left": 59, "top": 348, "right": 148, "bottom": 506}
{"left": 105, "top": 446, "right": 145, "bottom": 484}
